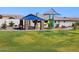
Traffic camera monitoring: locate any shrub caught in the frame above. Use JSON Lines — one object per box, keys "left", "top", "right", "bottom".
{"left": 9, "top": 21, "right": 15, "bottom": 27}
{"left": 72, "top": 22, "right": 79, "bottom": 30}
{"left": 1, "top": 22, "right": 7, "bottom": 29}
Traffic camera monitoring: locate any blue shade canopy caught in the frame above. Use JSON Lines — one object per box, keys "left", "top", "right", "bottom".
{"left": 21, "top": 14, "right": 45, "bottom": 20}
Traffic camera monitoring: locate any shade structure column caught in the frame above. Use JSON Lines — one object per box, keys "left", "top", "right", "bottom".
{"left": 19, "top": 20, "right": 23, "bottom": 29}
{"left": 24, "top": 20, "right": 29, "bottom": 30}
{"left": 34, "top": 20, "right": 38, "bottom": 30}
{"left": 24, "top": 20, "right": 26, "bottom": 29}
{"left": 28, "top": 20, "right": 31, "bottom": 28}
{"left": 40, "top": 20, "right": 44, "bottom": 30}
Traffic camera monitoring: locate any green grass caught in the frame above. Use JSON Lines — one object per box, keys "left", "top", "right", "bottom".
{"left": 0, "top": 30, "right": 79, "bottom": 52}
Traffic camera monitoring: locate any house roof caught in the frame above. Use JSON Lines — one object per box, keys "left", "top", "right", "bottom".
{"left": 37, "top": 14, "right": 79, "bottom": 21}
{"left": 0, "top": 14, "right": 23, "bottom": 19}
{"left": 54, "top": 17, "right": 79, "bottom": 21}
{"left": 21, "top": 14, "right": 45, "bottom": 20}
{"left": 62, "top": 17, "right": 79, "bottom": 21}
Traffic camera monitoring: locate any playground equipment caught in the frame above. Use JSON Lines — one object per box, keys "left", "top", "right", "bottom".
{"left": 44, "top": 8, "right": 60, "bottom": 29}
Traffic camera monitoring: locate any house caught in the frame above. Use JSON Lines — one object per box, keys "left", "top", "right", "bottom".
{"left": 0, "top": 14, "right": 79, "bottom": 29}
{"left": 54, "top": 17, "right": 79, "bottom": 28}
{"left": 0, "top": 14, "right": 23, "bottom": 27}
{"left": 38, "top": 14, "right": 79, "bottom": 28}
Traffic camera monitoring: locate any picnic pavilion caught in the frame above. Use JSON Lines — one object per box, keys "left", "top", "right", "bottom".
{"left": 19, "top": 14, "right": 45, "bottom": 30}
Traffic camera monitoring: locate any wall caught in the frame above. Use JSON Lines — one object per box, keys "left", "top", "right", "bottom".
{"left": 54, "top": 20, "right": 75, "bottom": 27}
{"left": 0, "top": 19, "right": 20, "bottom": 27}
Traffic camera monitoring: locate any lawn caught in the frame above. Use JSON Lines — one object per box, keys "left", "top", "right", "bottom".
{"left": 0, "top": 30, "right": 79, "bottom": 52}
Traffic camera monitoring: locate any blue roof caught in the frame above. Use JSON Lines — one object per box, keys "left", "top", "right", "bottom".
{"left": 21, "top": 14, "right": 45, "bottom": 20}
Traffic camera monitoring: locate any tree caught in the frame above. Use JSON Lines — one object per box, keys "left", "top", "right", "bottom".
{"left": 9, "top": 21, "right": 15, "bottom": 27}
{"left": 72, "top": 22, "right": 79, "bottom": 30}
{"left": 0, "top": 15, "right": 2, "bottom": 19}
{"left": 1, "top": 21, "right": 7, "bottom": 29}
{"left": 9, "top": 17, "right": 15, "bottom": 19}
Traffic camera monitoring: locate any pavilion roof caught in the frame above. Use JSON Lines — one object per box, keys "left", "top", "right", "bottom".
{"left": 21, "top": 14, "right": 45, "bottom": 20}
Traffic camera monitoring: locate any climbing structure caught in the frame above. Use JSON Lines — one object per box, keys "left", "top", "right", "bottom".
{"left": 43, "top": 8, "right": 60, "bottom": 29}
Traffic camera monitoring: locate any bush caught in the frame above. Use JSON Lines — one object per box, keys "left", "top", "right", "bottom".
{"left": 1, "top": 23, "right": 7, "bottom": 29}
{"left": 55, "top": 24, "right": 59, "bottom": 28}
{"left": 9, "top": 21, "right": 14, "bottom": 27}
{"left": 72, "top": 22, "right": 79, "bottom": 30}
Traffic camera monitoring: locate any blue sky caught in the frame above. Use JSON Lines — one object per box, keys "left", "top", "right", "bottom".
{"left": 0, "top": 7, "right": 79, "bottom": 17}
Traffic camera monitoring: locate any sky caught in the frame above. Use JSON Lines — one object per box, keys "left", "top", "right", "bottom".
{"left": 0, "top": 7, "right": 79, "bottom": 17}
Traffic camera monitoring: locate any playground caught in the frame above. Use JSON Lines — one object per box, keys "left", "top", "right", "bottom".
{"left": 0, "top": 8, "right": 63, "bottom": 30}
{"left": 0, "top": 8, "right": 78, "bottom": 30}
